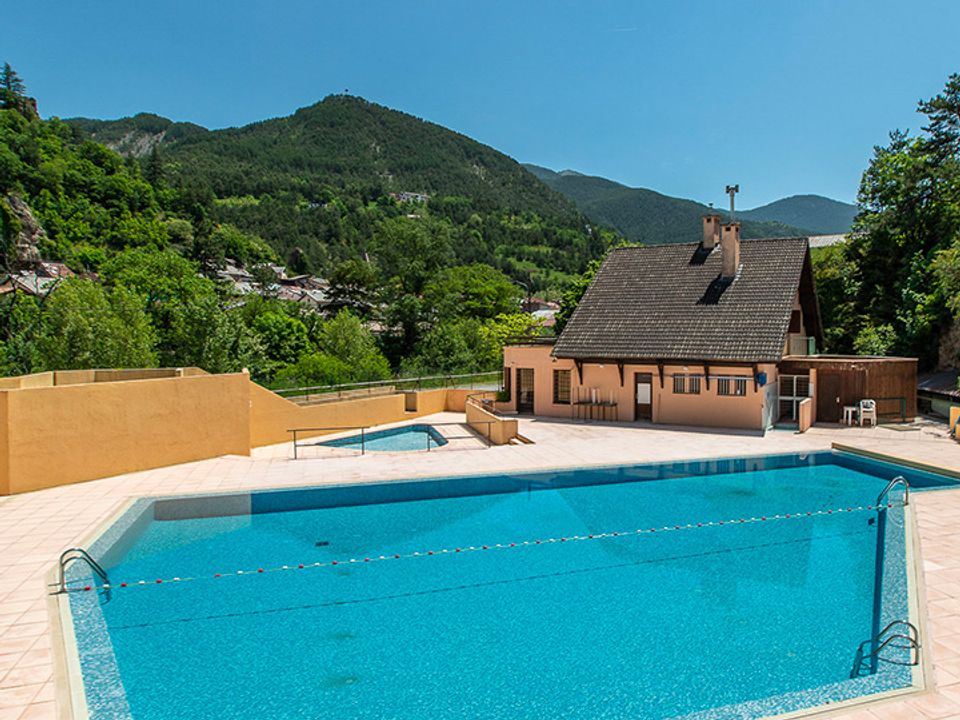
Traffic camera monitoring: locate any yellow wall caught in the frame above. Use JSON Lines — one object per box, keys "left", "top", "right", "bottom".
{"left": 248, "top": 384, "right": 454, "bottom": 448}
{"left": 502, "top": 345, "right": 775, "bottom": 430}
{"left": 444, "top": 389, "right": 494, "bottom": 412}
{"left": 1, "top": 373, "right": 251, "bottom": 495}
{"left": 465, "top": 401, "right": 518, "bottom": 445}
{"left": 798, "top": 398, "right": 813, "bottom": 433}
{"left": 0, "top": 392, "right": 8, "bottom": 495}
{"left": 0, "top": 368, "right": 509, "bottom": 495}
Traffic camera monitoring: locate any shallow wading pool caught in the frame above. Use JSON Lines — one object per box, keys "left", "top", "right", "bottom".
{"left": 318, "top": 423, "right": 448, "bottom": 452}
{"left": 63, "top": 451, "right": 953, "bottom": 719}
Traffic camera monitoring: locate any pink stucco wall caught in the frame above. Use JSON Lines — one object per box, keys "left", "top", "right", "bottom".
{"left": 501, "top": 345, "right": 778, "bottom": 431}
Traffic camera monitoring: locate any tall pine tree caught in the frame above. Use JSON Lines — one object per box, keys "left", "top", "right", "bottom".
{"left": 0, "top": 63, "right": 26, "bottom": 95}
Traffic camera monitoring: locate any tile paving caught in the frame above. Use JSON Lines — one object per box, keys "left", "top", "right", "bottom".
{"left": 1, "top": 414, "right": 960, "bottom": 719}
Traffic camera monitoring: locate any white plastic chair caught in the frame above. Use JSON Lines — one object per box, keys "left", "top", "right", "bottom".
{"left": 859, "top": 399, "right": 877, "bottom": 428}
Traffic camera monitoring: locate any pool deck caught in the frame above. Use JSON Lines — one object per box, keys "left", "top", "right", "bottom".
{"left": 2, "top": 414, "right": 960, "bottom": 719}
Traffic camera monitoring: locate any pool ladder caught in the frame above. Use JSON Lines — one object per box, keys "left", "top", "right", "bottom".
{"left": 877, "top": 475, "right": 909, "bottom": 506}
{"left": 850, "top": 620, "right": 920, "bottom": 678}
{"left": 55, "top": 547, "right": 109, "bottom": 595}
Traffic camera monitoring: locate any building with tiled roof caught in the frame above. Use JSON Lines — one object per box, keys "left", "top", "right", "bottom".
{"left": 499, "top": 215, "right": 916, "bottom": 431}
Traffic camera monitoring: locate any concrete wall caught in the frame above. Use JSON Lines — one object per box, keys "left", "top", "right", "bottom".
{"left": 443, "top": 388, "right": 494, "bottom": 413}
{"left": 465, "top": 401, "right": 518, "bottom": 445}
{"left": 798, "top": 398, "right": 813, "bottom": 433}
{"left": 501, "top": 345, "right": 776, "bottom": 430}
{"left": 0, "top": 368, "right": 510, "bottom": 495}
{"left": 0, "top": 373, "right": 251, "bottom": 495}
{"left": 247, "top": 384, "right": 454, "bottom": 448}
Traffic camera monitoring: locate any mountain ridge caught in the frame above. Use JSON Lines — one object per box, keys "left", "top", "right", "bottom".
{"left": 524, "top": 163, "right": 857, "bottom": 244}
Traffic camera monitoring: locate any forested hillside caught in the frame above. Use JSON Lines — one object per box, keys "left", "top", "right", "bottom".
{"left": 1, "top": 67, "right": 596, "bottom": 384}
{"left": 69, "top": 97, "right": 606, "bottom": 284}
{"left": 739, "top": 195, "right": 856, "bottom": 234}
{"left": 524, "top": 164, "right": 810, "bottom": 244}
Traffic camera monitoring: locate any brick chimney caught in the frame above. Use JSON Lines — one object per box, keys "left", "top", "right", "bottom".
{"left": 702, "top": 214, "right": 721, "bottom": 249}
{"left": 721, "top": 223, "right": 741, "bottom": 280}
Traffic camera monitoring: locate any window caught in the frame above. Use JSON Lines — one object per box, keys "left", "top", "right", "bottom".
{"left": 553, "top": 369, "right": 571, "bottom": 404}
{"left": 672, "top": 374, "right": 701, "bottom": 395}
{"left": 502, "top": 367, "right": 512, "bottom": 402}
{"left": 717, "top": 377, "right": 748, "bottom": 397}
{"left": 789, "top": 309, "right": 802, "bottom": 334}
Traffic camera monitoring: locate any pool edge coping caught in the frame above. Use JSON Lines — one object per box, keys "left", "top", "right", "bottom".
{"left": 832, "top": 442, "right": 960, "bottom": 479}
{"left": 48, "top": 496, "right": 140, "bottom": 720}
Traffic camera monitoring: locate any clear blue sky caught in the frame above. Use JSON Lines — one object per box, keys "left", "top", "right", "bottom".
{"left": 6, "top": 1, "right": 960, "bottom": 207}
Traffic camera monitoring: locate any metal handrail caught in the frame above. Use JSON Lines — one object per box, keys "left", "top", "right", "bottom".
{"left": 850, "top": 620, "right": 920, "bottom": 677}
{"left": 289, "top": 421, "right": 496, "bottom": 458}
{"left": 57, "top": 547, "right": 109, "bottom": 594}
{"left": 273, "top": 371, "right": 501, "bottom": 399}
{"left": 877, "top": 476, "right": 909, "bottom": 506}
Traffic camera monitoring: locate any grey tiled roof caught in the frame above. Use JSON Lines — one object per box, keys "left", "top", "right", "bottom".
{"left": 552, "top": 238, "right": 812, "bottom": 363}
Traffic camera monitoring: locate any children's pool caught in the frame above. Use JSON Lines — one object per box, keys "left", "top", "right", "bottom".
{"left": 66, "top": 450, "right": 949, "bottom": 719}
{"left": 319, "top": 423, "right": 448, "bottom": 452}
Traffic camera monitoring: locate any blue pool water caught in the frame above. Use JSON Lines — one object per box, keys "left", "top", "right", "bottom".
{"left": 69, "top": 451, "right": 952, "bottom": 720}
{"left": 320, "top": 423, "right": 448, "bottom": 452}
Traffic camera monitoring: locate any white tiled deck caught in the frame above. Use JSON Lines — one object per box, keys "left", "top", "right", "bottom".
{"left": 2, "top": 415, "right": 960, "bottom": 719}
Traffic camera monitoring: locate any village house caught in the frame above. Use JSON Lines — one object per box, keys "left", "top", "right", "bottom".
{"left": 499, "top": 216, "right": 917, "bottom": 431}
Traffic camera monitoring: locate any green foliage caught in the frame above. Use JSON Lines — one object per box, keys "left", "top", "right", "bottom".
{"left": 527, "top": 164, "right": 820, "bottom": 245}
{"left": 1, "top": 63, "right": 26, "bottom": 97}
{"left": 422, "top": 263, "right": 520, "bottom": 320}
{"left": 273, "top": 309, "right": 391, "bottom": 387}
{"left": 68, "top": 97, "right": 607, "bottom": 292}
{"left": 853, "top": 324, "right": 897, "bottom": 356}
{"left": 38, "top": 279, "right": 157, "bottom": 369}
{"left": 253, "top": 311, "right": 310, "bottom": 366}
{"left": 812, "top": 73, "right": 960, "bottom": 367}
{"left": 314, "top": 309, "right": 391, "bottom": 381}
{"left": 555, "top": 257, "right": 602, "bottom": 334}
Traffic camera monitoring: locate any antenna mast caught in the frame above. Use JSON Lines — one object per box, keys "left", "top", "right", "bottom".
{"left": 725, "top": 184, "right": 740, "bottom": 222}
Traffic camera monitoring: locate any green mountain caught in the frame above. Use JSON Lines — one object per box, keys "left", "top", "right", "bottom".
{"left": 65, "top": 98, "right": 608, "bottom": 282}
{"left": 738, "top": 195, "right": 857, "bottom": 234}
{"left": 524, "top": 164, "right": 851, "bottom": 244}
{"left": 70, "top": 97, "right": 579, "bottom": 223}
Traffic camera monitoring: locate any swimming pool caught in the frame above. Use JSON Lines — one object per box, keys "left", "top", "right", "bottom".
{"left": 64, "top": 450, "right": 950, "bottom": 719}
{"left": 319, "top": 423, "right": 448, "bottom": 452}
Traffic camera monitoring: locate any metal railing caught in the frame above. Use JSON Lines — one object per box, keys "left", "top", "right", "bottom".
{"left": 851, "top": 620, "right": 920, "bottom": 678}
{"left": 289, "top": 421, "right": 496, "bottom": 459}
{"left": 56, "top": 547, "right": 109, "bottom": 595}
{"left": 877, "top": 475, "right": 909, "bottom": 506}
{"left": 272, "top": 371, "right": 501, "bottom": 403}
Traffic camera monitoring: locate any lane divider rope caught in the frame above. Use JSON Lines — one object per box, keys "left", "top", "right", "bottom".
{"left": 68, "top": 502, "right": 899, "bottom": 593}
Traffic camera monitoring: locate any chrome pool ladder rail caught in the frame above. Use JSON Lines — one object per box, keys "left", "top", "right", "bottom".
{"left": 877, "top": 475, "right": 909, "bottom": 507}
{"left": 56, "top": 547, "right": 109, "bottom": 594}
{"left": 850, "top": 619, "right": 920, "bottom": 678}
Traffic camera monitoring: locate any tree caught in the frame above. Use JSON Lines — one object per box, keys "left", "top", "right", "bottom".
{"left": 253, "top": 311, "right": 310, "bottom": 365}
{"left": 555, "top": 257, "right": 601, "bottom": 334}
{"left": 38, "top": 279, "right": 157, "bottom": 369}
{"left": 422, "top": 263, "right": 521, "bottom": 321}
{"left": 143, "top": 146, "right": 164, "bottom": 187}
{"left": 315, "top": 309, "right": 391, "bottom": 380}
{"left": 370, "top": 216, "right": 453, "bottom": 294}
{"left": 326, "top": 258, "right": 378, "bottom": 316}
{"left": 0, "top": 63, "right": 25, "bottom": 96}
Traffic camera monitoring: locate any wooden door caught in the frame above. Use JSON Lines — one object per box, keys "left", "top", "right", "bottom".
{"left": 516, "top": 368, "right": 535, "bottom": 413}
{"left": 817, "top": 372, "right": 842, "bottom": 423}
{"left": 635, "top": 373, "right": 653, "bottom": 421}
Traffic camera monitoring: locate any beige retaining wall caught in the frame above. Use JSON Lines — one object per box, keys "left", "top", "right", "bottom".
{"left": 0, "top": 368, "right": 507, "bottom": 495}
